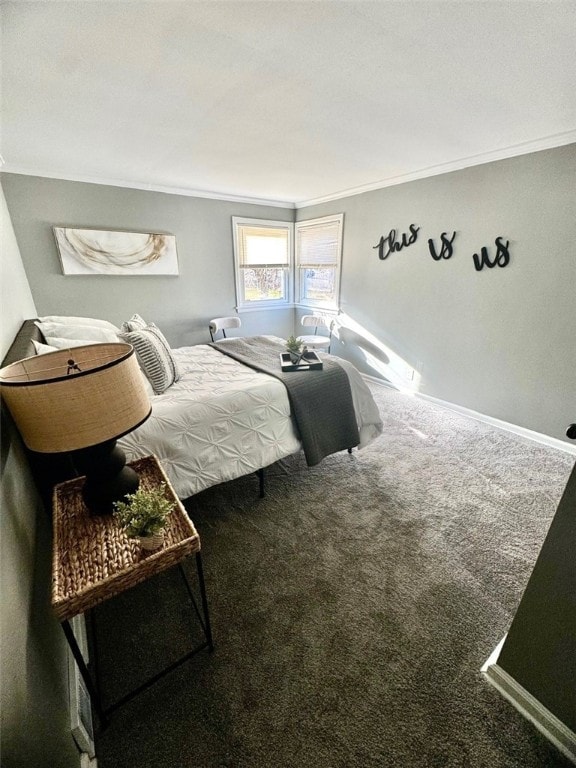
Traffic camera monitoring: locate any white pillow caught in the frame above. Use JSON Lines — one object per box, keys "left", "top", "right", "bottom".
{"left": 39, "top": 315, "right": 120, "bottom": 332}
{"left": 41, "top": 337, "right": 112, "bottom": 349}
{"left": 35, "top": 320, "right": 119, "bottom": 344}
{"left": 33, "top": 340, "right": 59, "bottom": 355}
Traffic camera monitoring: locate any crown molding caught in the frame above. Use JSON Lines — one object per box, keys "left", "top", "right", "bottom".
{"left": 2, "top": 129, "right": 574, "bottom": 210}
{"left": 0, "top": 165, "right": 295, "bottom": 209}
{"left": 295, "top": 130, "right": 576, "bottom": 208}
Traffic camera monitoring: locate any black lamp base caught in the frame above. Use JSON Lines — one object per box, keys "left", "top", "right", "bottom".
{"left": 73, "top": 439, "right": 139, "bottom": 516}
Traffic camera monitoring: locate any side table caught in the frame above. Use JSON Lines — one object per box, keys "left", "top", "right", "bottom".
{"left": 52, "top": 454, "right": 213, "bottom": 727}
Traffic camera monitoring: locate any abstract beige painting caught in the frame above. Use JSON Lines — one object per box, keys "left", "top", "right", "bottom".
{"left": 53, "top": 228, "right": 179, "bottom": 275}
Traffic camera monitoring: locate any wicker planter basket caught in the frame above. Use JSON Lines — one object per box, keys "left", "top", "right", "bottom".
{"left": 138, "top": 531, "right": 165, "bottom": 551}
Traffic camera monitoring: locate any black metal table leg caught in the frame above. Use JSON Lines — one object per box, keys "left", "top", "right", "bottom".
{"left": 178, "top": 555, "right": 214, "bottom": 652}
{"left": 63, "top": 552, "right": 213, "bottom": 725}
{"left": 256, "top": 467, "right": 265, "bottom": 498}
{"left": 62, "top": 619, "right": 108, "bottom": 728}
{"left": 195, "top": 552, "right": 214, "bottom": 651}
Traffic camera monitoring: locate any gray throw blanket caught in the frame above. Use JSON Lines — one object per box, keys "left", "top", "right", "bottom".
{"left": 210, "top": 336, "right": 360, "bottom": 466}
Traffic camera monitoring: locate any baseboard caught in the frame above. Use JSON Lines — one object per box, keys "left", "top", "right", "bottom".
{"left": 417, "top": 393, "right": 576, "bottom": 456}
{"left": 482, "top": 639, "right": 576, "bottom": 764}
{"left": 361, "top": 374, "right": 576, "bottom": 457}
{"left": 361, "top": 373, "right": 412, "bottom": 393}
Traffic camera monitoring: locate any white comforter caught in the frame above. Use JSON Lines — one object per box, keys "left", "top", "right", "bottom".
{"left": 119, "top": 341, "right": 383, "bottom": 498}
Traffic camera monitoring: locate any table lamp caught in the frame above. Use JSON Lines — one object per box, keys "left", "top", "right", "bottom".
{"left": 0, "top": 342, "right": 151, "bottom": 515}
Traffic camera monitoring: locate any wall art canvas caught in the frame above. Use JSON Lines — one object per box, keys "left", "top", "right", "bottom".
{"left": 53, "top": 227, "right": 179, "bottom": 275}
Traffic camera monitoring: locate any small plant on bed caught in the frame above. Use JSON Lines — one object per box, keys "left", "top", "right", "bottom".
{"left": 285, "top": 335, "right": 306, "bottom": 364}
{"left": 113, "top": 483, "right": 175, "bottom": 550}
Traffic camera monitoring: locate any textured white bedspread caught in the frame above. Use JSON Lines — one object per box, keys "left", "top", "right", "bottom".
{"left": 119, "top": 341, "right": 383, "bottom": 498}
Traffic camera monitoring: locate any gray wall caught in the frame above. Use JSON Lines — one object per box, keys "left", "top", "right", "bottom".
{"left": 3, "top": 145, "right": 575, "bottom": 445}
{"left": 498, "top": 461, "right": 576, "bottom": 733}
{"left": 1, "top": 174, "right": 295, "bottom": 346}
{"left": 2, "top": 151, "right": 575, "bottom": 757}
{"left": 0, "top": 185, "right": 79, "bottom": 768}
{"left": 298, "top": 144, "right": 576, "bottom": 443}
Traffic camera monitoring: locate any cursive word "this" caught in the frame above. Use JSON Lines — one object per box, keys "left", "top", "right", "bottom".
{"left": 373, "top": 224, "right": 420, "bottom": 260}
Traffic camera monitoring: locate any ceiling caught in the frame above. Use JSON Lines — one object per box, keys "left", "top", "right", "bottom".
{"left": 2, "top": 1, "right": 575, "bottom": 207}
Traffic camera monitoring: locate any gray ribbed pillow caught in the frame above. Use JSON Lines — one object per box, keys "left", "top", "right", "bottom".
{"left": 120, "top": 313, "right": 148, "bottom": 333}
{"left": 119, "top": 324, "right": 180, "bottom": 394}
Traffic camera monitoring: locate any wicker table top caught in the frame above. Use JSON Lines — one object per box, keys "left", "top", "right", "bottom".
{"left": 51, "top": 455, "right": 200, "bottom": 621}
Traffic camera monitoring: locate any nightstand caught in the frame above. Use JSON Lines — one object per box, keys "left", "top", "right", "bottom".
{"left": 52, "top": 455, "right": 213, "bottom": 727}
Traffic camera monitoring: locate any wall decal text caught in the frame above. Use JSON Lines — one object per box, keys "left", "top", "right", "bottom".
{"left": 373, "top": 224, "right": 420, "bottom": 260}
{"left": 428, "top": 231, "right": 457, "bottom": 260}
{"left": 374, "top": 225, "right": 511, "bottom": 273}
{"left": 472, "top": 237, "right": 511, "bottom": 271}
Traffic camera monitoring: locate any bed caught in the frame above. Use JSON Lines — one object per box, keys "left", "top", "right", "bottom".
{"left": 1, "top": 317, "right": 383, "bottom": 501}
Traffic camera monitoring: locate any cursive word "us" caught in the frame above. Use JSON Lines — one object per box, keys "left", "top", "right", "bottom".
{"left": 472, "top": 237, "right": 511, "bottom": 271}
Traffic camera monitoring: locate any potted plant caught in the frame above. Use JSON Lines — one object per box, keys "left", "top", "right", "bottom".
{"left": 113, "top": 483, "right": 175, "bottom": 550}
{"left": 285, "top": 335, "right": 305, "bottom": 364}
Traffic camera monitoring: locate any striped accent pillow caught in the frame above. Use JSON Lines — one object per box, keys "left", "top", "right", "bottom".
{"left": 119, "top": 325, "right": 180, "bottom": 394}
{"left": 121, "top": 313, "right": 148, "bottom": 333}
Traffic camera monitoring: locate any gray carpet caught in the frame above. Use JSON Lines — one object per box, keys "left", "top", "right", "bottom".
{"left": 93, "top": 382, "right": 574, "bottom": 767}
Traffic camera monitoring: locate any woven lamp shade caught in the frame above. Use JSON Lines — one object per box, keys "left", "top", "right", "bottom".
{"left": 0, "top": 343, "right": 151, "bottom": 453}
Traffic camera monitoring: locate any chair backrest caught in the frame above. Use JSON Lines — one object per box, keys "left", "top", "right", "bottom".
{"left": 209, "top": 316, "right": 241, "bottom": 342}
{"left": 300, "top": 314, "right": 332, "bottom": 334}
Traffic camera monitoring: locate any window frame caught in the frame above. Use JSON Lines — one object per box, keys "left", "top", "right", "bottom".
{"left": 232, "top": 216, "right": 294, "bottom": 311}
{"left": 295, "top": 214, "right": 344, "bottom": 310}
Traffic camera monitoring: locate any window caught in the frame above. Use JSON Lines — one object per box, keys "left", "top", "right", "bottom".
{"left": 232, "top": 217, "right": 293, "bottom": 309}
{"left": 295, "top": 214, "right": 343, "bottom": 309}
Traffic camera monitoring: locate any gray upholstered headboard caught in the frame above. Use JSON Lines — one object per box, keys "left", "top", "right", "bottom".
{"left": 1, "top": 319, "right": 75, "bottom": 510}
{"left": 1, "top": 319, "right": 44, "bottom": 368}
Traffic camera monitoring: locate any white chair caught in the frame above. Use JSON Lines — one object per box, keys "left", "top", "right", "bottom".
{"left": 209, "top": 316, "right": 241, "bottom": 342}
{"left": 298, "top": 314, "right": 333, "bottom": 353}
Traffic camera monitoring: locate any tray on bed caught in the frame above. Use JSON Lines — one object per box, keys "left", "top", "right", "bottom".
{"left": 279, "top": 351, "right": 323, "bottom": 372}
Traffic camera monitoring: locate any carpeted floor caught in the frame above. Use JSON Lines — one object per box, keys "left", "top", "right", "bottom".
{"left": 93, "top": 382, "right": 574, "bottom": 767}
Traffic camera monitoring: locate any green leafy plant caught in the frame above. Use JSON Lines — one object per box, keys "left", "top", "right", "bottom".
{"left": 113, "top": 483, "right": 175, "bottom": 538}
{"left": 285, "top": 335, "right": 304, "bottom": 355}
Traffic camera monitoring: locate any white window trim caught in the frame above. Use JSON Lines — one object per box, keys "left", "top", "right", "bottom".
{"left": 232, "top": 216, "right": 294, "bottom": 310}
{"left": 295, "top": 213, "right": 344, "bottom": 310}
